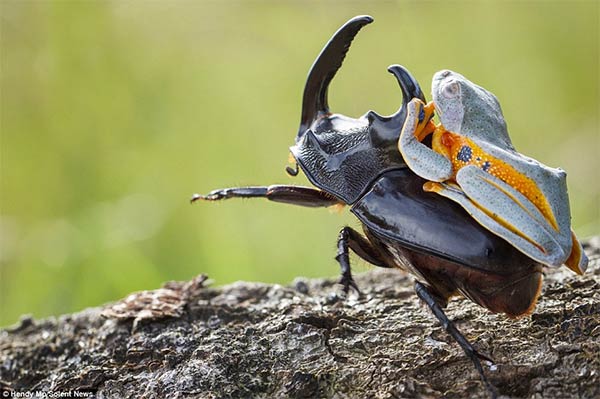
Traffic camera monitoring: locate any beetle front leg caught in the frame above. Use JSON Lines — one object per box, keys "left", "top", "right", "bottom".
{"left": 336, "top": 227, "right": 391, "bottom": 296}
{"left": 415, "top": 282, "right": 498, "bottom": 399}
{"left": 191, "top": 185, "right": 343, "bottom": 208}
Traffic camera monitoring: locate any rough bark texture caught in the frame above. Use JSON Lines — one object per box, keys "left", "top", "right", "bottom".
{"left": 1, "top": 237, "right": 599, "bottom": 399}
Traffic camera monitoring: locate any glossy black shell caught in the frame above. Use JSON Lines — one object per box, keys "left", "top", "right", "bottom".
{"left": 352, "top": 168, "right": 535, "bottom": 273}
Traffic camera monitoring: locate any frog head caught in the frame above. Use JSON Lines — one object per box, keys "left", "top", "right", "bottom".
{"left": 431, "top": 70, "right": 514, "bottom": 150}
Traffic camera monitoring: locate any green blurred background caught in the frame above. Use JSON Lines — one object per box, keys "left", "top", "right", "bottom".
{"left": 1, "top": 1, "right": 598, "bottom": 327}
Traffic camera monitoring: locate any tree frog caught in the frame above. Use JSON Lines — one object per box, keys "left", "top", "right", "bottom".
{"left": 398, "top": 70, "right": 588, "bottom": 274}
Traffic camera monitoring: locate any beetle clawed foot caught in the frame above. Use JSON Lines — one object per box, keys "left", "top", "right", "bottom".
{"left": 190, "top": 194, "right": 203, "bottom": 203}
{"left": 190, "top": 192, "right": 223, "bottom": 203}
{"left": 338, "top": 274, "right": 362, "bottom": 298}
{"left": 473, "top": 348, "right": 495, "bottom": 364}
{"left": 465, "top": 346, "right": 498, "bottom": 398}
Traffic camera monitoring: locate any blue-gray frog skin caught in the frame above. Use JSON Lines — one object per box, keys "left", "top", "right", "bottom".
{"left": 399, "top": 69, "right": 588, "bottom": 274}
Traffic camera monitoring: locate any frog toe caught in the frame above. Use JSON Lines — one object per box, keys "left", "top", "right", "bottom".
{"left": 399, "top": 99, "right": 453, "bottom": 182}
{"left": 564, "top": 230, "right": 588, "bottom": 274}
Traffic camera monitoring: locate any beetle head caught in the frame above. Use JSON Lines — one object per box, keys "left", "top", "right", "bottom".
{"left": 290, "top": 16, "right": 426, "bottom": 204}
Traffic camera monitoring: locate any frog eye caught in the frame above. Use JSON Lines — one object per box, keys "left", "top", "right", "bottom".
{"left": 442, "top": 81, "right": 460, "bottom": 99}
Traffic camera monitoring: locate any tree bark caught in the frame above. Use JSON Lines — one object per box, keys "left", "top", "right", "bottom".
{"left": 1, "top": 237, "right": 599, "bottom": 399}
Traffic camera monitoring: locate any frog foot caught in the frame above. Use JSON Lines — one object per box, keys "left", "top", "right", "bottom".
{"left": 414, "top": 100, "right": 436, "bottom": 141}
{"left": 399, "top": 98, "right": 453, "bottom": 182}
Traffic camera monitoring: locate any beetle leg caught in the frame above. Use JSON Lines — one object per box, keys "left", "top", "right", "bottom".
{"left": 415, "top": 282, "right": 498, "bottom": 399}
{"left": 191, "top": 185, "right": 343, "bottom": 208}
{"left": 336, "top": 227, "right": 361, "bottom": 296}
{"left": 336, "top": 227, "right": 391, "bottom": 296}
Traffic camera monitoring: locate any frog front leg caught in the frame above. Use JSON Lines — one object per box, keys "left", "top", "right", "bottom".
{"left": 398, "top": 99, "right": 453, "bottom": 182}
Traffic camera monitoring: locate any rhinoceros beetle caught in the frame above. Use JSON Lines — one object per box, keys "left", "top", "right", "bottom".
{"left": 192, "top": 16, "right": 547, "bottom": 397}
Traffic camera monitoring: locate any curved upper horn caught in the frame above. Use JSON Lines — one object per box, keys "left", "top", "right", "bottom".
{"left": 367, "top": 65, "right": 426, "bottom": 133}
{"left": 387, "top": 64, "right": 425, "bottom": 107}
{"left": 298, "top": 15, "right": 374, "bottom": 138}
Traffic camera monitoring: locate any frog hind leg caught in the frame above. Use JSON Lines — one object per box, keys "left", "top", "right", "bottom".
{"left": 399, "top": 99, "right": 453, "bottom": 182}
{"left": 424, "top": 165, "right": 568, "bottom": 267}
{"left": 564, "top": 230, "right": 588, "bottom": 274}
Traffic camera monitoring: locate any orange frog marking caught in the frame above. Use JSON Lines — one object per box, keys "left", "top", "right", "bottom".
{"left": 430, "top": 126, "right": 559, "bottom": 231}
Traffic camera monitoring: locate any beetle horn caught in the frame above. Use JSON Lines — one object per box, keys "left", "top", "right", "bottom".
{"left": 387, "top": 64, "right": 425, "bottom": 120}
{"left": 366, "top": 65, "right": 425, "bottom": 131}
{"left": 298, "top": 15, "right": 374, "bottom": 138}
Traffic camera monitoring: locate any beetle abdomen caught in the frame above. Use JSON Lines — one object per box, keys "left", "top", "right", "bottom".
{"left": 366, "top": 230, "right": 543, "bottom": 317}
{"left": 351, "top": 169, "right": 538, "bottom": 271}
{"left": 461, "top": 266, "right": 543, "bottom": 318}
{"left": 352, "top": 168, "right": 545, "bottom": 316}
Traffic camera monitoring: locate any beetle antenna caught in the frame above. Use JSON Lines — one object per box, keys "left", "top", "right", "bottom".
{"left": 286, "top": 163, "right": 299, "bottom": 177}
{"left": 298, "top": 15, "right": 373, "bottom": 138}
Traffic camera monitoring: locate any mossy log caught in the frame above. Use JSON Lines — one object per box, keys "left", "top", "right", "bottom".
{"left": 1, "top": 237, "right": 599, "bottom": 398}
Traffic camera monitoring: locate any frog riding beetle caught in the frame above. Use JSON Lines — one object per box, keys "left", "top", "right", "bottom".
{"left": 398, "top": 72, "right": 588, "bottom": 275}
{"left": 192, "top": 16, "right": 586, "bottom": 397}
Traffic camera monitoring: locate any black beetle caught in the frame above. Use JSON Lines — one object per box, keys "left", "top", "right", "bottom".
{"left": 192, "top": 16, "right": 544, "bottom": 397}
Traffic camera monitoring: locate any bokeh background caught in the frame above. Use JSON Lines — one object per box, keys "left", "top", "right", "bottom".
{"left": 1, "top": 1, "right": 598, "bottom": 327}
